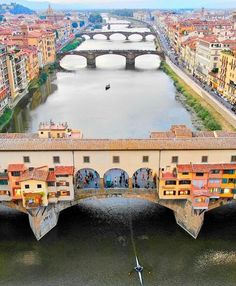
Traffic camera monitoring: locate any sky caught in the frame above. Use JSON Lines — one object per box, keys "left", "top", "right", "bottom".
{"left": 5, "top": 0, "right": 236, "bottom": 9}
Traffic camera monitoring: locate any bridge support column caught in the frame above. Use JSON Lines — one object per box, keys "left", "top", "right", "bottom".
{"left": 126, "top": 58, "right": 135, "bottom": 70}
{"left": 100, "top": 178, "right": 105, "bottom": 193}
{"left": 128, "top": 178, "right": 133, "bottom": 191}
{"left": 159, "top": 199, "right": 205, "bottom": 238}
{"left": 28, "top": 205, "right": 60, "bottom": 240}
{"left": 87, "top": 57, "right": 96, "bottom": 68}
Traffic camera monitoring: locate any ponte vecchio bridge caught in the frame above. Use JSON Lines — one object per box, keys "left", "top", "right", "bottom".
{"left": 0, "top": 124, "right": 236, "bottom": 240}
{"left": 58, "top": 49, "right": 165, "bottom": 69}
{"left": 80, "top": 30, "right": 156, "bottom": 41}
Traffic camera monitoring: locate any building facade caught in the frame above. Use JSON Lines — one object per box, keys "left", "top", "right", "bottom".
{"left": 0, "top": 45, "right": 10, "bottom": 113}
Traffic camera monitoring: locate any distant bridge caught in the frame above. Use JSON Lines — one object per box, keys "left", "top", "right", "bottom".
{"left": 58, "top": 49, "right": 165, "bottom": 69}
{"left": 104, "top": 22, "right": 132, "bottom": 29}
{"left": 80, "top": 30, "right": 156, "bottom": 41}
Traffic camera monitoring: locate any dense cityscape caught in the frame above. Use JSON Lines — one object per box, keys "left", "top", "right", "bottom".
{"left": 0, "top": 1, "right": 236, "bottom": 286}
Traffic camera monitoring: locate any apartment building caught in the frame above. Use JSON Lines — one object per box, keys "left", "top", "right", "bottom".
{"left": 195, "top": 36, "right": 229, "bottom": 83}
{"left": 218, "top": 49, "right": 236, "bottom": 103}
{"left": 0, "top": 44, "right": 10, "bottom": 113}
{"left": 6, "top": 48, "right": 28, "bottom": 101}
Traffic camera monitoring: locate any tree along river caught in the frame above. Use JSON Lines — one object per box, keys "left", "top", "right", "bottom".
{"left": 1, "top": 22, "right": 236, "bottom": 286}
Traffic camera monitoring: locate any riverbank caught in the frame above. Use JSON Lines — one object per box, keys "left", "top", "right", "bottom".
{"left": 160, "top": 61, "right": 235, "bottom": 131}
{"left": 0, "top": 108, "right": 13, "bottom": 131}
{"left": 61, "top": 38, "right": 84, "bottom": 53}
{"left": 0, "top": 63, "right": 56, "bottom": 132}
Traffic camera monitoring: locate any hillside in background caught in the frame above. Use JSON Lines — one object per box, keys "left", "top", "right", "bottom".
{"left": 0, "top": 2, "right": 35, "bottom": 14}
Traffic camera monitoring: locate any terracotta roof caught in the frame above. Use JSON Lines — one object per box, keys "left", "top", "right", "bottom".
{"left": 19, "top": 168, "right": 48, "bottom": 182}
{"left": 177, "top": 163, "right": 236, "bottom": 173}
{"left": 47, "top": 171, "right": 56, "bottom": 182}
{"left": 8, "top": 164, "right": 25, "bottom": 172}
{"left": 55, "top": 166, "right": 74, "bottom": 176}
{"left": 0, "top": 135, "right": 235, "bottom": 151}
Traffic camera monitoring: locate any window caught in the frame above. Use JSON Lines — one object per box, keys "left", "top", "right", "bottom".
{"left": 182, "top": 172, "right": 189, "bottom": 175}
{"left": 164, "top": 190, "right": 176, "bottom": 195}
{"left": 23, "top": 156, "right": 30, "bottom": 163}
{"left": 143, "top": 156, "right": 149, "bottom": 163}
{"left": 25, "top": 184, "right": 30, "bottom": 189}
{"left": 178, "top": 190, "right": 190, "bottom": 195}
{"left": 47, "top": 182, "right": 55, "bottom": 187}
{"left": 223, "top": 170, "right": 235, "bottom": 174}
{"left": 83, "top": 156, "right": 90, "bottom": 163}
{"left": 196, "top": 172, "right": 204, "bottom": 177}
{"left": 41, "top": 132, "right": 44, "bottom": 134}
{"left": 231, "top": 155, "right": 236, "bottom": 162}
{"left": 210, "top": 169, "right": 220, "bottom": 174}
{"left": 0, "top": 180, "right": 8, "bottom": 185}
{"left": 53, "top": 156, "right": 60, "bottom": 164}
{"left": 201, "top": 156, "right": 208, "bottom": 163}
{"left": 222, "top": 178, "right": 227, "bottom": 184}
{"left": 37, "top": 184, "right": 42, "bottom": 189}
{"left": 209, "top": 179, "right": 220, "bottom": 184}
{"left": 210, "top": 187, "right": 220, "bottom": 193}
{"left": 179, "top": 180, "right": 191, "bottom": 185}
{"left": 11, "top": 171, "right": 20, "bottom": 177}
{"left": 113, "top": 156, "right": 120, "bottom": 163}
{"left": 228, "top": 178, "right": 236, "bottom": 184}
{"left": 49, "top": 168, "right": 54, "bottom": 171}
{"left": 165, "top": 180, "right": 176, "bottom": 185}
{"left": 172, "top": 156, "right": 178, "bottom": 163}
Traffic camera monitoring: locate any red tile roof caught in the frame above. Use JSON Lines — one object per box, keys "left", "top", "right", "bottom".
{"left": 19, "top": 168, "right": 48, "bottom": 182}
{"left": 8, "top": 164, "right": 25, "bottom": 172}
{"left": 55, "top": 166, "right": 74, "bottom": 176}
{"left": 177, "top": 163, "right": 236, "bottom": 173}
{"left": 47, "top": 171, "right": 56, "bottom": 182}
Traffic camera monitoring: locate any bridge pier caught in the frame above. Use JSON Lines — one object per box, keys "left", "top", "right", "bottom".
{"left": 87, "top": 57, "right": 96, "bottom": 68}
{"left": 126, "top": 58, "right": 135, "bottom": 69}
{"left": 28, "top": 205, "right": 60, "bottom": 240}
{"left": 159, "top": 199, "right": 205, "bottom": 238}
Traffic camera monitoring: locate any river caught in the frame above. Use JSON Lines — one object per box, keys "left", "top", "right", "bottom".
{"left": 8, "top": 22, "right": 194, "bottom": 137}
{"left": 1, "top": 19, "right": 236, "bottom": 286}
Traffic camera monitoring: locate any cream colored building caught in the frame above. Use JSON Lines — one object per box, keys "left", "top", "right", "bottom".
{"left": 218, "top": 49, "right": 236, "bottom": 103}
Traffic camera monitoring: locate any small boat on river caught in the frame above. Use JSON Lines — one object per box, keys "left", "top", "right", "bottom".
{"left": 105, "top": 84, "right": 110, "bottom": 90}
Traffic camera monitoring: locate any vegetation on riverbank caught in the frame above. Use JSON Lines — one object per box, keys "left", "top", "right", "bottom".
{"left": 61, "top": 38, "right": 83, "bottom": 53}
{"left": 160, "top": 61, "right": 235, "bottom": 131}
{"left": 0, "top": 107, "right": 13, "bottom": 131}
{"left": 28, "top": 63, "right": 57, "bottom": 91}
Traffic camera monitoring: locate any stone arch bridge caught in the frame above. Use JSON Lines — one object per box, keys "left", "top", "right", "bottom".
{"left": 80, "top": 30, "right": 156, "bottom": 41}
{"left": 58, "top": 49, "right": 165, "bottom": 69}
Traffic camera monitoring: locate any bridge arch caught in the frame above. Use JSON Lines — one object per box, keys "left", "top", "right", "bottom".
{"left": 95, "top": 53, "right": 126, "bottom": 68}
{"left": 59, "top": 54, "right": 88, "bottom": 70}
{"left": 132, "top": 168, "right": 157, "bottom": 189}
{"left": 81, "top": 34, "right": 92, "bottom": 40}
{"left": 145, "top": 34, "right": 156, "bottom": 41}
{"left": 127, "top": 33, "right": 144, "bottom": 41}
{"left": 75, "top": 168, "right": 100, "bottom": 189}
{"left": 108, "top": 33, "right": 127, "bottom": 41}
{"left": 92, "top": 33, "right": 108, "bottom": 40}
{"left": 104, "top": 168, "right": 129, "bottom": 189}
